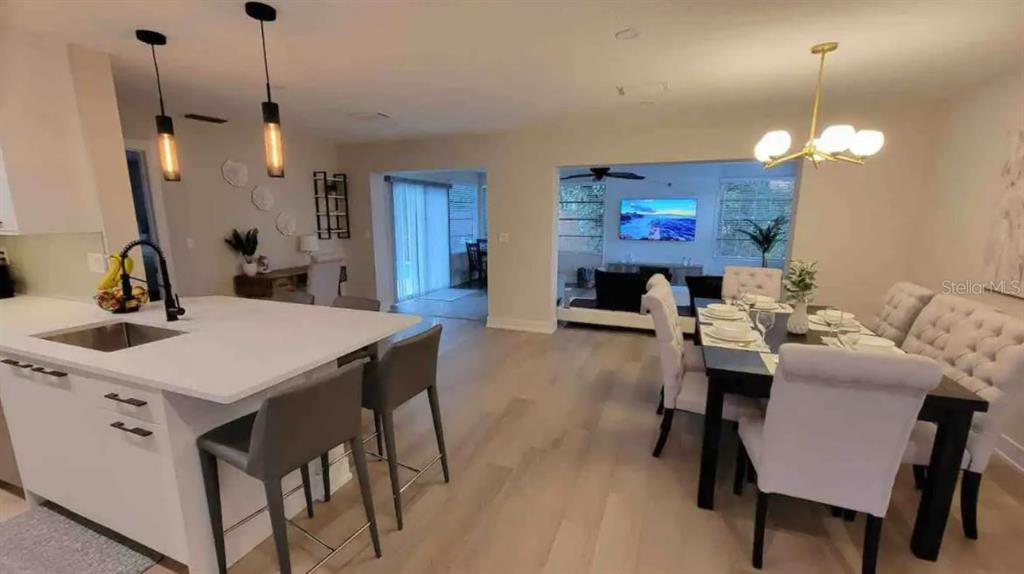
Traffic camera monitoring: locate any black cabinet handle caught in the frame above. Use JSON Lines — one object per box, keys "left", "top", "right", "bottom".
{"left": 1, "top": 358, "right": 21, "bottom": 366}
{"left": 104, "top": 393, "right": 147, "bottom": 407}
{"left": 30, "top": 367, "right": 68, "bottom": 377}
{"left": 110, "top": 421, "right": 153, "bottom": 437}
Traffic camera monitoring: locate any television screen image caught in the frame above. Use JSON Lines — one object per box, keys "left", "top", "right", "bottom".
{"left": 619, "top": 198, "right": 697, "bottom": 241}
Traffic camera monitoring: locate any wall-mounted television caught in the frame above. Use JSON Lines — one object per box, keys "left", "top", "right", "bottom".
{"left": 619, "top": 198, "right": 697, "bottom": 242}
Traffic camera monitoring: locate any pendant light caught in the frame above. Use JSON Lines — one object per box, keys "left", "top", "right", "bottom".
{"left": 754, "top": 42, "right": 885, "bottom": 169}
{"left": 246, "top": 2, "right": 284, "bottom": 178}
{"left": 136, "top": 30, "right": 180, "bottom": 181}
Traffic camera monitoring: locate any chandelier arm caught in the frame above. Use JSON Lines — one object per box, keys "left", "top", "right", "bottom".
{"left": 764, "top": 149, "right": 807, "bottom": 169}
{"left": 808, "top": 49, "right": 829, "bottom": 145}
{"left": 832, "top": 153, "right": 866, "bottom": 165}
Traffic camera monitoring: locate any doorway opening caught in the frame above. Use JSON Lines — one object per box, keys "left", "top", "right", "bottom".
{"left": 387, "top": 169, "right": 488, "bottom": 321}
{"left": 125, "top": 149, "right": 163, "bottom": 301}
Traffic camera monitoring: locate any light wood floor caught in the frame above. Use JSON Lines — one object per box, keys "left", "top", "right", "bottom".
{"left": 2, "top": 317, "right": 1023, "bottom": 573}
{"left": 392, "top": 285, "right": 488, "bottom": 322}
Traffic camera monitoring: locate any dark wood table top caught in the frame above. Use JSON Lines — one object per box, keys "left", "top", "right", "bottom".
{"left": 693, "top": 298, "right": 988, "bottom": 413}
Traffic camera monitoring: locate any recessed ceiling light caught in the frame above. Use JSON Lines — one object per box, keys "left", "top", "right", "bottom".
{"left": 615, "top": 28, "right": 639, "bottom": 40}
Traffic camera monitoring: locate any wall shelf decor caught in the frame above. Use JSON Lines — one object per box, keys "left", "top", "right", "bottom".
{"left": 313, "top": 171, "right": 350, "bottom": 239}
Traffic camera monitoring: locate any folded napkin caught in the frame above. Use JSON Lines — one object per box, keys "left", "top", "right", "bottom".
{"left": 697, "top": 308, "right": 752, "bottom": 325}
{"left": 821, "top": 336, "right": 905, "bottom": 354}
{"left": 701, "top": 330, "right": 771, "bottom": 353}
{"left": 807, "top": 316, "right": 872, "bottom": 334}
{"left": 760, "top": 353, "right": 779, "bottom": 374}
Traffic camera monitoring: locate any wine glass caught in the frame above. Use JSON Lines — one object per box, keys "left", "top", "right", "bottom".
{"left": 822, "top": 307, "right": 847, "bottom": 339}
{"left": 734, "top": 287, "right": 749, "bottom": 311}
{"left": 756, "top": 310, "right": 776, "bottom": 337}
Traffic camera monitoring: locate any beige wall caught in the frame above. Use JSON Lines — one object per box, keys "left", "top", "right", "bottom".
{"left": 0, "top": 233, "right": 106, "bottom": 300}
{"left": 338, "top": 102, "right": 940, "bottom": 330}
{"left": 913, "top": 68, "right": 1024, "bottom": 448}
{"left": 118, "top": 101, "right": 345, "bottom": 297}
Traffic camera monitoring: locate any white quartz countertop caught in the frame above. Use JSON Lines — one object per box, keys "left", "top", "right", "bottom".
{"left": 0, "top": 295, "right": 420, "bottom": 403}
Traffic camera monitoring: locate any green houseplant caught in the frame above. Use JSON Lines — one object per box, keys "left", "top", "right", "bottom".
{"left": 225, "top": 228, "right": 260, "bottom": 276}
{"left": 737, "top": 216, "right": 788, "bottom": 267}
{"left": 783, "top": 259, "right": 818, "bottom": 334}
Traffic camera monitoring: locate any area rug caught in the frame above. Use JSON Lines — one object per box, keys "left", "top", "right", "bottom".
{"left": 0, "top": 503, "right": 160, "bottom": 574}
{"left": 419, "top": 288, "right": 476, "bottom": 302}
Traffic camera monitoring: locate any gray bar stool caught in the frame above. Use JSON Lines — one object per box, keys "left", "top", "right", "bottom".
{"left": 332, "top": 294, "right": 386, "bottom": 455}
{"left": 362, "top": 324, "right": 449, "bottom": 530}
{"left": 273, "top": 290, "right": 315, "bottom": 305}
{"left": 331, "top": 295, "right": 382, "bottom": 312}
{"left": 198, "top": 361, "right": 381, "bottom": 574}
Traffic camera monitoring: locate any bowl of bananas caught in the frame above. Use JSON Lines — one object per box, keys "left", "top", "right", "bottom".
{"left": 95, "top": 255, "right": 149, "bottom": 312}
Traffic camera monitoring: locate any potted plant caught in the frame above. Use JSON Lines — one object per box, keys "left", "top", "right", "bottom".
{"left": 737, "top": 216, "right": 788, "bottom": 267}
{"left": 783, "top": 259, "right": 818, "bottom": 334}
{"left": 225, "top": 228, "right": 260, "bottom": 276}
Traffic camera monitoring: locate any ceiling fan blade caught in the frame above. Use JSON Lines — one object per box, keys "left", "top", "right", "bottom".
{"left": 606, "top": 172, "right": 646, "bottom": 180}
{"left": 560, "top": 174, "right": 595, "bottom": 180}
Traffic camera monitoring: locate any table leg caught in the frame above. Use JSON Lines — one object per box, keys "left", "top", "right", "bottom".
{"left": 697, "top": 381, "right": 725, "bottom": 510}
{"left": 911, "top": 411, "right": 972, "bottom": 560}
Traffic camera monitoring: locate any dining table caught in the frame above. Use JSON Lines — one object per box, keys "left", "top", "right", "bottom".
{"left": 692, "top": 298, "right": 988, "bottom": 562}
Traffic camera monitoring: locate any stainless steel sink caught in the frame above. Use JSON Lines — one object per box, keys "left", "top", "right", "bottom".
{"left": 35, "top": 322, "right": 185, "bottom": 352}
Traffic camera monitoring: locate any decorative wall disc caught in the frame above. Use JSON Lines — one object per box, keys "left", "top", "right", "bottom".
{"left": 275, "top": 212, "right": 297, "bottom": 236}
{"left": 221, "top": 159, "right": 249, "bottom": 187}
{"left": 251, "top": 185, "right": 275, "bottom": 211}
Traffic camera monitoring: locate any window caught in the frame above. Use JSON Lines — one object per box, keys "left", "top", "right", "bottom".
{"left": 715, "top": 177, "right": 795, "bottom": 260}
{"left": 448, "top": 183, "right": 478, "bottom": 254}
{"left": 558, "top": 183, "right": 605, "bottom": 254}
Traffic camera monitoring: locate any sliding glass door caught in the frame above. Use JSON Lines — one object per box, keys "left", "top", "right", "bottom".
{"left": 393, "top": 179, "right": 451, "bottom": 301}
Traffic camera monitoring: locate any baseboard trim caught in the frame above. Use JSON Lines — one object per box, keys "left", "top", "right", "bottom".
{"left": 996, "top": 434, "right": 1024, "bottom": 474}
{"left": 486, "top": 316, "right": 557, "bottom": 334}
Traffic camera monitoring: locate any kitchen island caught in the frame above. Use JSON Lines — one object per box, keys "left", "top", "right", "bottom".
{"left": 0, "top": 295, "right": 419, "bottom": 573}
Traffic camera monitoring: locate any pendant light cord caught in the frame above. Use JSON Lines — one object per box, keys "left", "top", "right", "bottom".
{"left": 150, "top": 45, "right": 166, "bottom": 116}
{"left": 260, "top": 20, "right": 273, "bottom": 103}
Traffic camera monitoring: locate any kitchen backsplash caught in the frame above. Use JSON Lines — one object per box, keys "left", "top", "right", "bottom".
{"left": 0, "top": 232, "right": 105, "bottom": 300}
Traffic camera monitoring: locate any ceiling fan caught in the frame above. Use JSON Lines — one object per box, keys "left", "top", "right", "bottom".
{"left": 560, "top": 166, "right": 645, "bottom": 182}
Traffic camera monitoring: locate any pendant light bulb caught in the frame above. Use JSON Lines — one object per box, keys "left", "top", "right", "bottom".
{"left": 136, "top": 29, "right": 180, "bottom": 182}
{"left": 247, "top": 2, "right": 284, "bottom": 178}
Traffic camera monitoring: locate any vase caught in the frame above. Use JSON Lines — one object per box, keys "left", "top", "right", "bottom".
{"left": 241, "top": 260, "right": 258, "bottom": 277}
{"left": 787, "top": 301, "right": 809, "bottom": 334}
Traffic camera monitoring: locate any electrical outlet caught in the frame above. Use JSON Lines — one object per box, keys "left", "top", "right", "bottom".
{"left": 499, "top": 232, "right": 510, "bottom": 243}
{"left": 87, "top": 253, "right": 108, "bottom": 274}
{"left": 186, "top": 237, "right": 196, "bottom": 249}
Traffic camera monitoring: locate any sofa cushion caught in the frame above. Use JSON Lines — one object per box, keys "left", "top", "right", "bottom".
{"left": 865, "top": 282, "right": 935, "bottom": 346}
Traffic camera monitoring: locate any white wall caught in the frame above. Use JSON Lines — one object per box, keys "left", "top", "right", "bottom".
{"left": 118, "top": 101, "right": 344, "bottom": 297}
{"left": 338, "top": 101, "right": 941, "bottom": 331}
{"left": 558, "top": 160, "right": 797, "bottom": 278}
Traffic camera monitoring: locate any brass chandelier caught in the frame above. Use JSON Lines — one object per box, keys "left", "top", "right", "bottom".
{"left": 755, "top": 42, "right": 884, "bottom": 169}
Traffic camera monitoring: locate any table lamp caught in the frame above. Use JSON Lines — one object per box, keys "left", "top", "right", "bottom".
{"left": 299, "top": 234, "right": 320, "bottom": 264}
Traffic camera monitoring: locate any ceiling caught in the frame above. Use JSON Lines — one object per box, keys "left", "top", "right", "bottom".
{"left": 3, "top": 0, "right": 1022, "bottom": 143}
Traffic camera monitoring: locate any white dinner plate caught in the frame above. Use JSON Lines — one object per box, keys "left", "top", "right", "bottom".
{"left": 853, "top": 335, "right": 897, "bottom": 352}
{"left": 704, "top": 305, "right": 743, "bottom": 320}
{"left": 808, "top": 315, "right": 860, "bottom": 329}
{"left": 706, "top": 325, "right": 759, "bottom": 343}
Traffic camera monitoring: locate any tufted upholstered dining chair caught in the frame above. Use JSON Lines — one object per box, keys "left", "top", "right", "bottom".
{"left": 644, "top": 286, "right": 761, "bottom": 457}
{"left": 642, "top": 279, "right": 705, "bottom": 378}
{"left": 722, "top": 266, "right": 783, "bottom": 301}
{"left": 737, "top": 344, "right": 942, "bottom": 574}
{"left": 901, "top": 303, "right": 1024, "bottom": 540}
{"left": 864, "top": 282, "right": 935, "bottom": 346}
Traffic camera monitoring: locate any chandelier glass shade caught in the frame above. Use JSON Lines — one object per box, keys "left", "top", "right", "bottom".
{"left": 755, "top": 42, "right": 884, "bottom": 169}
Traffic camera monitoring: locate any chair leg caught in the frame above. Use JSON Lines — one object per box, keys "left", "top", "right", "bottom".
{"left": 961, "top": 470, "right": 981, "bottom": 540}
{"left": 299, "top": 464, "right": 314, "bottom": 519}
{"left": 350, "top": 437, "right": 383, "bottom": 558}
{"left": 427, "top": 385, "right": 451, "bottom": 483}
{"left": 374, "top": 411, "right": 385, "bottom": 457}
{"left": 198, "top": 450, "right": 227, "bottom": 574}
{"left": 656, "top": 387, "right": 664, "bottom": 415}
{"left": 733, "top": 441, "right": 748, "bottom": 496}
{"left": 844, "top": 509, "right": 857, "bottom": 522}
{"left": 863, "top": 515, "right": 883, "bottom": 574}
{"left": 320, "top": 452, "right": 331, "bottom": 503}
{"left": 753, "top": 490, "right": 770, "bottom": 569}
{"left": 912, "top": 464, "right": 928, "bottom": 491}
{"left": 263, "top": 478, "right": 292, "bottom": 574}
{"left": 652, "top": 409, "right": 675, "bottom": 458}
{"left": 381, "top": 410, "right": 404, "bottom": 530}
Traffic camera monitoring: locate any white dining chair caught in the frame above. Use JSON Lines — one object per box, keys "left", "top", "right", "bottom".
{"left": 901, "top": 308, "right": 1024, "bottom": 539}
{"left": 307, "top": 258, "right": 346, "bottom": 306}
{"left": 864, "top": 282, "right": 935, "bottom": 346}
{"left": 642, "top": 279, "right": 704, "bottom": 374}
{"left": 722, "top": 266, "right": 783, "bottom": 301}
{"left": 736, "top": 344, "right": 942, "bottom": 574}
{"left": 644, "top": 288, "right": 761, "bottom": 457}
